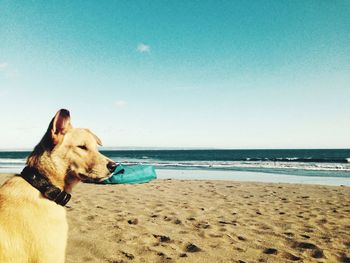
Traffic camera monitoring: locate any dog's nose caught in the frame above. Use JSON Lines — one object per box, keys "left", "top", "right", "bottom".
{"left": 107, "top": 161, "right": 117, "bottom": 173}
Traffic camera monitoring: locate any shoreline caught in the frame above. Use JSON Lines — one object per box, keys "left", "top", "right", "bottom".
{"left": 1, "top": 167, "right": 350, "bottom": 186}
{"left": 156, "top": 168, "right": 350, "bottom": 186}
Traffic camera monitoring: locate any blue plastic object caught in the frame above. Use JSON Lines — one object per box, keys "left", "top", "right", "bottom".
{"left": 100, "top": 164, "right": 157, "bottom": 184}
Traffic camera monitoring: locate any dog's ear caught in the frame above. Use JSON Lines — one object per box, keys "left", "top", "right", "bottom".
{"left": 94, "top": 134, "right": 103, "bottom": 146}
{"left": 92, "top": 131, "right": 103, "bottom": 146}
{"left": 49, "top": 109, "right": 72, "bottom": 145}
{"left": 85, "top": 129, "right": 102, "bottom": 146}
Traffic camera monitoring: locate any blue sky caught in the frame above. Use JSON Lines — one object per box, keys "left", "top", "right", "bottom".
{"left": 0, "top": 0, "right": 349, "bottom": 149}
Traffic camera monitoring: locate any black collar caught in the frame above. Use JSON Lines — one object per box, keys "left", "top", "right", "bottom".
{"left": 20, "top": 166, "right": 71, "bottom": 206}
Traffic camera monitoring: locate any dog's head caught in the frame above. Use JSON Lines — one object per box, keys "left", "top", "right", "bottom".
{"left": 27, "top": 109, "right": 117, "bottom": 190}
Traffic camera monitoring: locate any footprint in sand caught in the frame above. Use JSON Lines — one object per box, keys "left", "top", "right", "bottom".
{"left": 185, "top": 243, "right": 201, "bottom": 253}
{"left": 292, "top": 241, "right": 326, "bottom": 259}
{"left": 237, "top": 236, "right": 246, "bottom": 241}
{"left": 218, "top": 220, "right": 237, "bottom": 227}
{"left": 153, "top": 234, "right": 171, "bottom": 243}
{"left": 302, "top": 228, "right": 314, "bottom": 233}
{"left": 195, "top": 221, "right": 211, "bottom": 229}
{"left": 284, "top": 232, "right": 294, "bottom": 237}
{"left": 263, "top": 248, "right": 278, "bottom": 255}
{"left": 281, "top": 252, "right": 301, "bottom": 261}
{"left": 121, "top": 251, "right": 134, "bottom": 260}
{"left": 173, "top": 218, "right": 182, "bottom": 224}
{"left": 127, "top": 218, "right": 138, "bottom": 225}
{"left": 311, "top": 249, "right": 325, "bottom": 259}
{"left": 163, "top": 216, "right": 172, "bottom": 222}
{"left": 295, "top": 241, "right": 317, "bottom": 249}
{"left": 156, "top": 252, "right": 172, "bottom": 261}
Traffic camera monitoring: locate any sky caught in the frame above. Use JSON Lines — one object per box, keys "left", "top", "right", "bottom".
{"left": 0, "top": 0, "right": 349, "bottom": 149}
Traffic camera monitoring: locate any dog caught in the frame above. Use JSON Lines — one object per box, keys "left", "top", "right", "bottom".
{"left": 0, "top": 109, "right": 117, "bottom": 263}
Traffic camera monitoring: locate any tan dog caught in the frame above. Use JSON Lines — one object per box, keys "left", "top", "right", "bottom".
{"left": 0, "top": 109, "right": 117, "bottom": 263}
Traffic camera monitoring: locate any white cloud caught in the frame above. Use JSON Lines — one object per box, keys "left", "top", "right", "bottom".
{"left": 0, "top": 62, "right": 18, "bottom": 79}
{"left": 0, "top": 62, "right": 8, "bottom": 70}
{"left": 115, "top": 100, "right": 127, "bottom": 109}
{"left": 137, "top": 43, "right": 151, "bottom": 53}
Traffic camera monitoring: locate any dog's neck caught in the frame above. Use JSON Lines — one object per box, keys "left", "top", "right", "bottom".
{"left": 20, "top": 166, "right": 71, "bottom": 206}
{"left": 27, "top": 150, "right": 80, "bottom": 193}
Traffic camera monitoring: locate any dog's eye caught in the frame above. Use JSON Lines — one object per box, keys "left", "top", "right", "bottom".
{"left": 77, "top": 145, "right": 88, "bottom": 150}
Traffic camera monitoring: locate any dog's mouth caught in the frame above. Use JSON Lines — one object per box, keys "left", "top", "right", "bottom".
{"left": 78, "top": 173, "right": 112, "bottom": 183}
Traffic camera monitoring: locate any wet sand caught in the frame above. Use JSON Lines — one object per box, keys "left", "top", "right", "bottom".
{"left": 1, "top": 174, "right": 350, "bottom": 262}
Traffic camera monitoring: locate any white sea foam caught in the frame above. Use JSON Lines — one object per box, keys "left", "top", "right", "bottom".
{"left": 0, "top": 158, "right": 26, "bottom": 164}
{"left": 1, "top": 157, "right": 350, "bottom": 176}
{"left": 284, "top": 157, "right": 299, "bottom": 161}
{"left": 113, "top": 158, "right": 350, "bottom": 172}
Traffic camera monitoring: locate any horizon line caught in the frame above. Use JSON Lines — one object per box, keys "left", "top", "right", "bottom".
{"left": 0, "top": 147, "right": 349, "bottom": 152}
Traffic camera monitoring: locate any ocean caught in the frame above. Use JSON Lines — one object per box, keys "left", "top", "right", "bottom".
{"left": 1, "top": 149, "right": 350, "bottom": 178}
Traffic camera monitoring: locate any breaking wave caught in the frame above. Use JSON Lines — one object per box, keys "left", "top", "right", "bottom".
{"left": 1, "top": 149, "right": 349, "bottom": 177}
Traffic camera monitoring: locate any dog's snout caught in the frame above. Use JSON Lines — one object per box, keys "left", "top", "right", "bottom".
{"left": 107, "top": 161, "right": 117, "bottom": 173}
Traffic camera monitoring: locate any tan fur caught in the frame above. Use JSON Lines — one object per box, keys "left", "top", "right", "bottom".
{"left": 0, "top": 109, "right": 115, "bottom": 263}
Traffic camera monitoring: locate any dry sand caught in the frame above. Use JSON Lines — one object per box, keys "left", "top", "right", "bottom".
{"left": 1, "top": 174, "right": 350, "bottom": 263}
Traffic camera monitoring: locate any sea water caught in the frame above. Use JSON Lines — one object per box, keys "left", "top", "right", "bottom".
{"left": 1, "top": 149, "right": 350, "bottom": 185}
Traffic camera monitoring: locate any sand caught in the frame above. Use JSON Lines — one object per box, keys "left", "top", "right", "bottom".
{"left": 1, "top": 174, "right": 350, "bottom": 263}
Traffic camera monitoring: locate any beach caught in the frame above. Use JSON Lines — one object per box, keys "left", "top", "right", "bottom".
{"left": 1, "top": 174, "right": 349, "bottom": 262}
